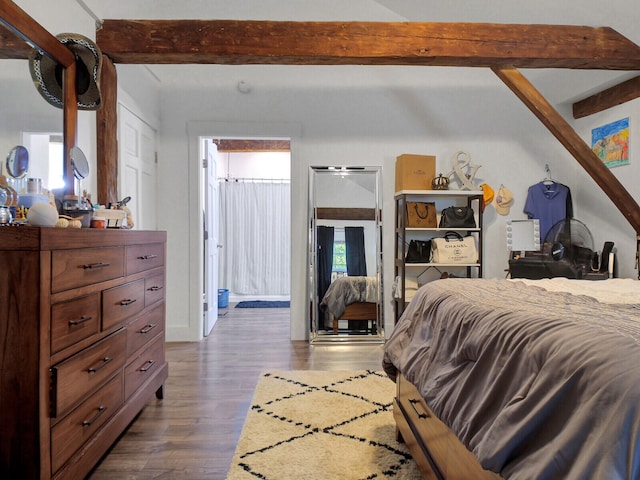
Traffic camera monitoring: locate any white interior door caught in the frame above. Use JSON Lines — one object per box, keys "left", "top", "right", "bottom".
{"left": 118, "top": 105, "right": 157, "bottom": 229}
{"left": 203, "top": 139, "right": 219, "bottom": 336}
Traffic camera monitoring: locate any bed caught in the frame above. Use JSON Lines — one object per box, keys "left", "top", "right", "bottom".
{"left": 319, "top": 276, "right": 378, "bottom": 333}
{"left": 383, "top": 277, "right": 640, "bottom": 479}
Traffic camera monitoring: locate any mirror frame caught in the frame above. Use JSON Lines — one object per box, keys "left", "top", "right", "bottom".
{"left": 6, "top": 145, "right": 29, "bottom": 179}
{"left": 0, "top": 1, "right": 78, "bottom": 196}
{"left": 308, "top": 165, "right": 384, "bottom": 344}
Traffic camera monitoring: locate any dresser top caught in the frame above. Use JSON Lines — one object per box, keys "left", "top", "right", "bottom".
{"left": 0, "top": 227, "right": 166, "bottom": 251}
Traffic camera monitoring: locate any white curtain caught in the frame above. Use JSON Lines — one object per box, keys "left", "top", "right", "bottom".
{"left": 218, "top": 180, "right": 291, "bottom": 295}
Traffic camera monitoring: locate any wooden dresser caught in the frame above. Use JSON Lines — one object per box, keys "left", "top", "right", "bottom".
{"left": 0, "top": 227, "right": 168, "bottom": 479}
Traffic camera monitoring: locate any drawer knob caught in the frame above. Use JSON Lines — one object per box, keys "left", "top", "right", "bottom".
{"left": 88, "top": 356, "right": 112, "bottom": 374}
{"left": 119, "top": 298, "right": 137, "bottom": 306}
{"left": 138, "top": 254, "right": 158, "bottom": 260}
{"left": 83, "top": 262, "right": 110, "bottom": 269}
{"left": 140, "top": 323, "right": 157, "bottom": 334}
{"left": 82, "top": 405, "right": 107, "bottom": 427}
{"left": 68, "top": 315, "right": 93, "bottom": 326}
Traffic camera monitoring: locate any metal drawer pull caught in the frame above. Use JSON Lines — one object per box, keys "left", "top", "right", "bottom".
{"left": 82, "top": 405, "right": 106, "bottom": 427}
{"left": 138, "top": 254, "right": 158, "bottom": 260}
{"left": 119, "top": 298, "right": 137, "bottom": 306}
{"left": 409, "top": 398, "right": 429, "bottom": 419}
{"left": 140, "top": 359, "right": 156, "bottom": 372}
{"left": 140, "top": 323, "right": 157, "bottom": 334}
{"left": 88, "top": 356, "right": 112, "bottom": 373}
{"left": 83, "top": 262, "right": 110, "bottom": 269}
{"left": 69, "top": 315, "right": 93, "bottom": 326}
{"left": 147, "top": 285, "right": 163, "bottom": 292}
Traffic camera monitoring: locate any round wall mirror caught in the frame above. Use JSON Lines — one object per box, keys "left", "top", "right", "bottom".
{"left": 70, "top": 146, "right": 89, "bottom": 179}
{"left": 6, "top": 145, "right": 29, "bottom": 178}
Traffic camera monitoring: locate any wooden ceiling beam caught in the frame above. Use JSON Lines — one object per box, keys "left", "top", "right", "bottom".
{"left": 573, "top": 75, "right": 640, "bottom": 118}
{"left": 214, "top": 139, "right": 291, "bottom": 152}
{"left": 0, "top": 23, "right": 31, "bottom": 58}
{"left": 96, "top": 20, "right": 640, "bottom": 69}
{"left": 493, "top": 66, "right": 640, "bottom": 234}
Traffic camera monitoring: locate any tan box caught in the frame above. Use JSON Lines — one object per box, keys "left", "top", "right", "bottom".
{"left": 395, "top": 154, "right": 436, "bottom": 192}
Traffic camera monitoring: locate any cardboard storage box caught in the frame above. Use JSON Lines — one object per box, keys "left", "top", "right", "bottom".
{"left": 395, "top": 154, "right": 436, "bottom": 192}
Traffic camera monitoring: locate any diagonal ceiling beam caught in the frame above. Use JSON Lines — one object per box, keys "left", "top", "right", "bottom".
{"left": 96, "top": 20, "right": 640, "bottom": 69}
{"left": 0, "top": 1, "right": 74, "bottom": 65}
{"left": 493, "top": 66, "right": 640, "bottom": 234}
{"left": 0, "top": 22, "right": 31, "bottom": 58}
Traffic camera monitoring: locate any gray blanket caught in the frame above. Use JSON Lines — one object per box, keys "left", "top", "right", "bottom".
{"left": 383, "top": 278, "right": 640, "bottom": 480}
{"left": 320, "top": 276, "right": 377, "bottom": 318}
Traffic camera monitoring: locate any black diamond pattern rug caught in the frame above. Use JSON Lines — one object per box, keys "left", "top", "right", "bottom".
{"left": 226, "top": 370, "right": 421, "bottom": 479}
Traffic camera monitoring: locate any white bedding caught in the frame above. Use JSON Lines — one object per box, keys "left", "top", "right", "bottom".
{"left": 512, "top": 277, "right": 640, "bottom": 304}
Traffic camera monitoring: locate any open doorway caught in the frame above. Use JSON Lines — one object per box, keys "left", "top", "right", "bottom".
{"left": 202, "top": 138, "right": 291, "bottom": 336}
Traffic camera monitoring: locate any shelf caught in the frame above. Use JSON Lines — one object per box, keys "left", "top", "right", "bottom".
{"left": 395, "top": 189, "right": 483, "bottom": 197}
{"left": 394, "top": 188, "right": 484, "bottom": 323}
{"left": 404, "top": 263, "right": 481, "bottom": 268}
{"left": 401, "top": 227, "right": 481, "bottom": 232}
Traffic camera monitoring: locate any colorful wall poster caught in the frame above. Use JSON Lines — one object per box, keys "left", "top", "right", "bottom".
{"left": 592, "top": 117, "right": 629, "bottom": 168}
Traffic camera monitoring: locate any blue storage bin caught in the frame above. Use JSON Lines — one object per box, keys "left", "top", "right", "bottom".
{"left": 218, "top": 289, "right": 229, "bottom": 308}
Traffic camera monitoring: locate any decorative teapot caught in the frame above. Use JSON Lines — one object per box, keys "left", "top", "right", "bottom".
{"left": 431, "top": 173, "right": 450, "bottom": 190}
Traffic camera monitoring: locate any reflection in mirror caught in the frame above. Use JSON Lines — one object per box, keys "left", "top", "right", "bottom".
{"left": 6, "top": 145, "right": 29, "bottom": 178}
{"left": 21, "top": 132, "right": 64, "bottom": 189}
{"left": 308, "top": 166, "right": 383, "bottom": 344}
{"left": 1, "top": 59, "right": 64, "bottom": 193}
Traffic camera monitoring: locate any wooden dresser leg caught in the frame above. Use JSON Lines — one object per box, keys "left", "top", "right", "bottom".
{"left": 155, "top": 384, "right": 165, "bottom": 400}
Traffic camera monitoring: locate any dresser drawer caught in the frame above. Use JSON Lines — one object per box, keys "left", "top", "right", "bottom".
{"left": 52, "top": 329, "right": 126, "bottom": 417}
{"left": 51, "top": 293, "right": 101, "bottom": 354}
{"left": 102, "top": 279, "right": 146, "bottom": 331}
{"left": 144, "top": 272, "right": 165, "bottom": 307}
{"left": 50, "top": 373, "right": 123, "bottom": 474}
{"left": 126, "top": 243, "right": 165, "bottom": 275}
{"left": 51, "top": 247, "right": 125, "bottom": 293}
{"left": 126, "top": 304, "right": 164, "bottom": 357}
{"left": 125, "top": 336, "right": 165, "bottom": 399}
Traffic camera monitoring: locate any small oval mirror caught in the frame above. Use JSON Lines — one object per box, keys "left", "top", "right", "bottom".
{"left": 70, "top": 146, "right": 89, "bottom": 180}
{"left": 6, "top": 145, "right": 29, "bottom": 179}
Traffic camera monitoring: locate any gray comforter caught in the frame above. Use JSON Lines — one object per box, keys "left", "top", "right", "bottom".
{"left": 383, "top": 278, "right": 640, "bottom": 480}
{"left": 320, "top": 276, "right": 377, "bottom": 318}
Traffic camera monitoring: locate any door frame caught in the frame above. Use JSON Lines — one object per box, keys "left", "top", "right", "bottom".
{"left": 202, "top": 138, "right": 219, "bottom": 336}
{"left": 186, "top": 121, "right": 302, "bottom": 341}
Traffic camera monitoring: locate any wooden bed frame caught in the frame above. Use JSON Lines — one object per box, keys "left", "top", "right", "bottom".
{"left": 330, "top": 301, "right": 377, "bottom": 334}
{"left": 394, "top": 373, "right": 502, "bottom": 480}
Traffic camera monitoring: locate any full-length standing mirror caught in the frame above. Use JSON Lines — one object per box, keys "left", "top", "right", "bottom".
{"left": 308, "top": 166, "right": 383, "bottom": 343}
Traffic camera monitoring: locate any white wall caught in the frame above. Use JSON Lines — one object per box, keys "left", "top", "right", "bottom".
{"left": 217, "top": 151, "right": 290, "bottom": 179}
{"left": 573, "top": 98, "right": 640, "bottom": 277}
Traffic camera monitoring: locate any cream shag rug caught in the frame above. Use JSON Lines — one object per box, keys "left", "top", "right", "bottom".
{"left": 226, "top": 370, "right": 422, "bottom": 479}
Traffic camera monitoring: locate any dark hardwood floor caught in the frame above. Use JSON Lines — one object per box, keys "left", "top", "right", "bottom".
{"left": 89, "top": 305, "right": 385, "bottom": 479}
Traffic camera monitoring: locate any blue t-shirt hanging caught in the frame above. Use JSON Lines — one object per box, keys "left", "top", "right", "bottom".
{"left": 524, "top": 182, "right": 573, "bottom": 242}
